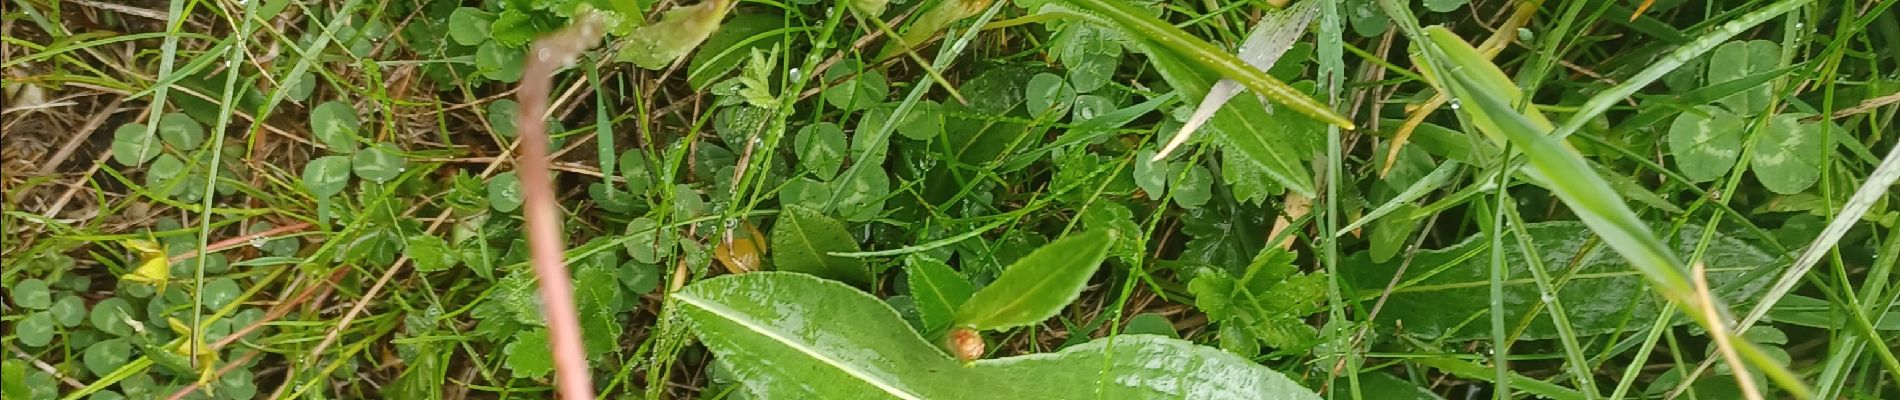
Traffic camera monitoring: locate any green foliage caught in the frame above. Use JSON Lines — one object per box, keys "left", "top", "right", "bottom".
{"left": 1188, "top": 248, "right": 1326, "bottom": 354}
{"left": 675, "top": 272, "right": 1321, "bottom": 399}
{"left": 954, "top": 230, "right": 1113, "bottom": 331}
{"left": 619, "top": 0, "right": 731, "bottom": 69}
{"left": 769, "top": 205, "right": 873, "bottom": 286}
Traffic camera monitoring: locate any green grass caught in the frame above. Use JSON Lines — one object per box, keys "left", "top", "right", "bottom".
{"left": 2, "top": 0, "right": 1896, "bottom": 399}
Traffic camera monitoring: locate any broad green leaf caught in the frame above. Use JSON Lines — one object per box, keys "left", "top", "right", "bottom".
{"left": 352, "top": 143, "right": 405, "bottom": 183}
{"left": 1666, "top": 106, "right": 1745, "bottom": 182}
{"left": 675, "top": 272, "right": 1321, "bottom": 399}
{"left": 91, "top": 298, "right": 136, "bottom": 336}
{"left": 895, "top": 100, "right": 943, "bottom": 140}
{"left": 1423, "top": 0, "right": 1468, "bottom": 13}
{"left": 12, "top": 278, "right": 51, "bottom": 309}
{"left": 835, "top": 166, "right": 890, "bottom": 222}
{"left": 504, "top": 329, "right": 554, "bottom": 378}
{"left": 1121, "top": 313, "right": 1178, "bottom": 338}
{"left": 302, "top": 155, "right": 352, "bottom": 198}
{"left": 447, "top": 7, "right": 495, "bottom": 46}
{"left": 1707, "top": 40, "right": 1780, "bottom": 115}
{"left": 770, "top": 205, "right": 873, "bottom": 286}
{"left": 619, "top": 259, "right": 661, "bottom": 295}
{"left": 1342, "top": 222, "right": 1780, "bottom": 340}
{"left": 309, "top": 100, "right": 361, "bottom": 153}
{"left": 487, "top": 99, "right": 519, "bottom": 138}
{"left": 111, "top": 123, "right": 161, "bottom": 166}
{"left": 795, "top": 122, "right": 848, "bottom": 180}
{"left": 49, "top": 295, "right": 84, "bottom": 327}
{"left": 155, "top": 112, "right": 205, "bottom": 150}
{"left": 1750, "top": 113, "right": 1832, "bottom": 194}
{"left": 487, "top": 171, "right": 523, "bottom": 212}
{"left": 1172, "top": 165, "right": 1214, "bottom": 209}
{"left": 624, "top": 217, "right": 677, "bottom": 264}
{"left": 201, "top": 277, "right": 241, "bottom": 309}
{"left": 823, "top": 61, "right": 889, "bottom": 112}
{"left": 84, "top": 339, "right": 132, "bottom": 377}
{"left": 618, "top": 0, "right": 730, "bottom": 69}
{"left": 906, "top": 256, "right": 973, "bottom": 334}
{"left": 954, "top": 230, "right": 1113, "bottom": 330}
{"left": 489, "top": 9, "right": 536, "bottom": 47}
{"left": 1025, "top": 72, "right": 1074, "bottom": 116}
{"left": 475, "top": 41, "right": 524, "bottom": 82}
{"left": 16, "top": 312, "right": 55, "bottom": 347}
{"left": 406, "top": 235, "right": 457, "bottom": 272}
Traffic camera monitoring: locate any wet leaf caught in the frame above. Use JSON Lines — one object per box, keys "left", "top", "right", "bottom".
{"left": 906, "top": 256, "right": 972, "bottom": 334}
{"left": 713, "top": 221, "right": 768, "bottom": 274}
{"left": 674, "top": 272, "right": 1321, "bottom": 399}
{"left": 1341, "top": 222, "right": 1781, "bottom": 340}
{"left": 1025, "top": 72, "right": 1075, "bottom": 117}
{"left": 447, "top": 7, "right": 495, "bottom": 46}
{"left": 796, "top": 122, "right": 848, "bottom": 180}
{"left": 769, "top": 205, "right": 872, "bottom": 286}
{"left": 487, "top": 171, "right": 523, "bottom": 212}
{"left": 954, "top": 230, "right": 1113, "bottom": 331}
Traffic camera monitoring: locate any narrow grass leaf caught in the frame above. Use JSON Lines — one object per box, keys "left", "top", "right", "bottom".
{"left": 1156, "top": 0, "right": 1320, "bottom": 160}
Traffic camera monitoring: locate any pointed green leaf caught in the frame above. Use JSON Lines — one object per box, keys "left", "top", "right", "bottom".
{"left": 905, "top": 256, "right": 973, "bottom": 334}
{"left": 674, "top": 272, "right": 1321, "bottom": 399}
{"left": 771, "top": 205, "right": 873, "bottom": 286}
{"left": 1051, "top": 0, "right": 1352, "bottom": 130}
{"left": 954, "top": 230, "right": 1113, "bottom": 331}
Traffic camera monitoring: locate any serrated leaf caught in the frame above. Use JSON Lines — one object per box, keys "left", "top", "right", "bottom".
{"left": 906, "top": 257, "right": 972, "bottom": 334}
{"left": 447, "top": 7, "right": 496, "bottom": 46}
{"left": 769, "top": 205, "right": 872, "bottom": 286}
{"left": 1750, "top": 113, "right": 1832, "bottom": 194}
{"left": 954, "top": 230, "right": 1113, "bottom": 331}
{"left": 352, "top": 143, "right": 406, "bottom": 183}
{"left": 156, "top": 112, "right": 205, "bottom": 150}
{"left": 504, "top": 329, "right": 554, "bottom": 377}
{"left": 488, "top": 171, "right": 523, "bottom": 212}
{"left": 1666, "top": 106, "right": 1745, "bottom": 182}
{"left": 302, "top": 155, "right": 352, "bottom": 198}
{"left": 406, "top": 235, "right": 458, "bottom": 272}
{"left": 674, "top": 272, "right": 1321, "bottom": 399}
{"left": 309, "top": 100, "right": 361, "bottom": 153}
{"left": 1341, "top": 222, "right": 1780, "bottom": 340}
{"left": 111, "top": 123, "right": 161, "bottom": 166}
{"left": 618, "top": 0, "right": 730, "bottom": 69}
{"left": 1708, "top": 40, "right": 1780, "bottom": 115}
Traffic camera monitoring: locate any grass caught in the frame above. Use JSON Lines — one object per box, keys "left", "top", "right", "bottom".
{"left": 2, "top": 0, "right": 1897, "bottom": 399}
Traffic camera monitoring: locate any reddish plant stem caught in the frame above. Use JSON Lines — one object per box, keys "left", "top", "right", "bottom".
{"left": 516, "top": 16, "right": 606, "bottom": 400}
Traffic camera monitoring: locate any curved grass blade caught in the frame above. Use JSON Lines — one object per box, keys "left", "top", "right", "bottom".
{"left": 1154, "top": 0, "right": 1320, "bottom": 160}
{"left": 1411, "top": 34, "right": 1813, "bottom": 397}
{"left": 1054, "top": 0, "right": 1352, "bottom": 130}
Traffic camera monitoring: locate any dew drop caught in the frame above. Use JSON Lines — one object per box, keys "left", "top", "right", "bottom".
{"left": 1540, "top": 293, "right": 1556, "bottom": 304}
{"left": 249, "top": 237, "right": 268, "bottom": 249}
{"left": 1448, "top": 99, "right": 1462, "bottom": 110}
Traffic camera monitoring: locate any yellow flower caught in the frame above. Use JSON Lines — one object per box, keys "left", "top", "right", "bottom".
{"left": 121, "top": 239, "right": 170, "bottom": 291}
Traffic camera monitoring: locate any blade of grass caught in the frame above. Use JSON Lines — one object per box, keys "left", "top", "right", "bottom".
{"left": 1153, "top": 0, "right": 1318, "bottom": 160}
{"left": 1053, "top": 0, "right": 1353, "bottom": 129}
